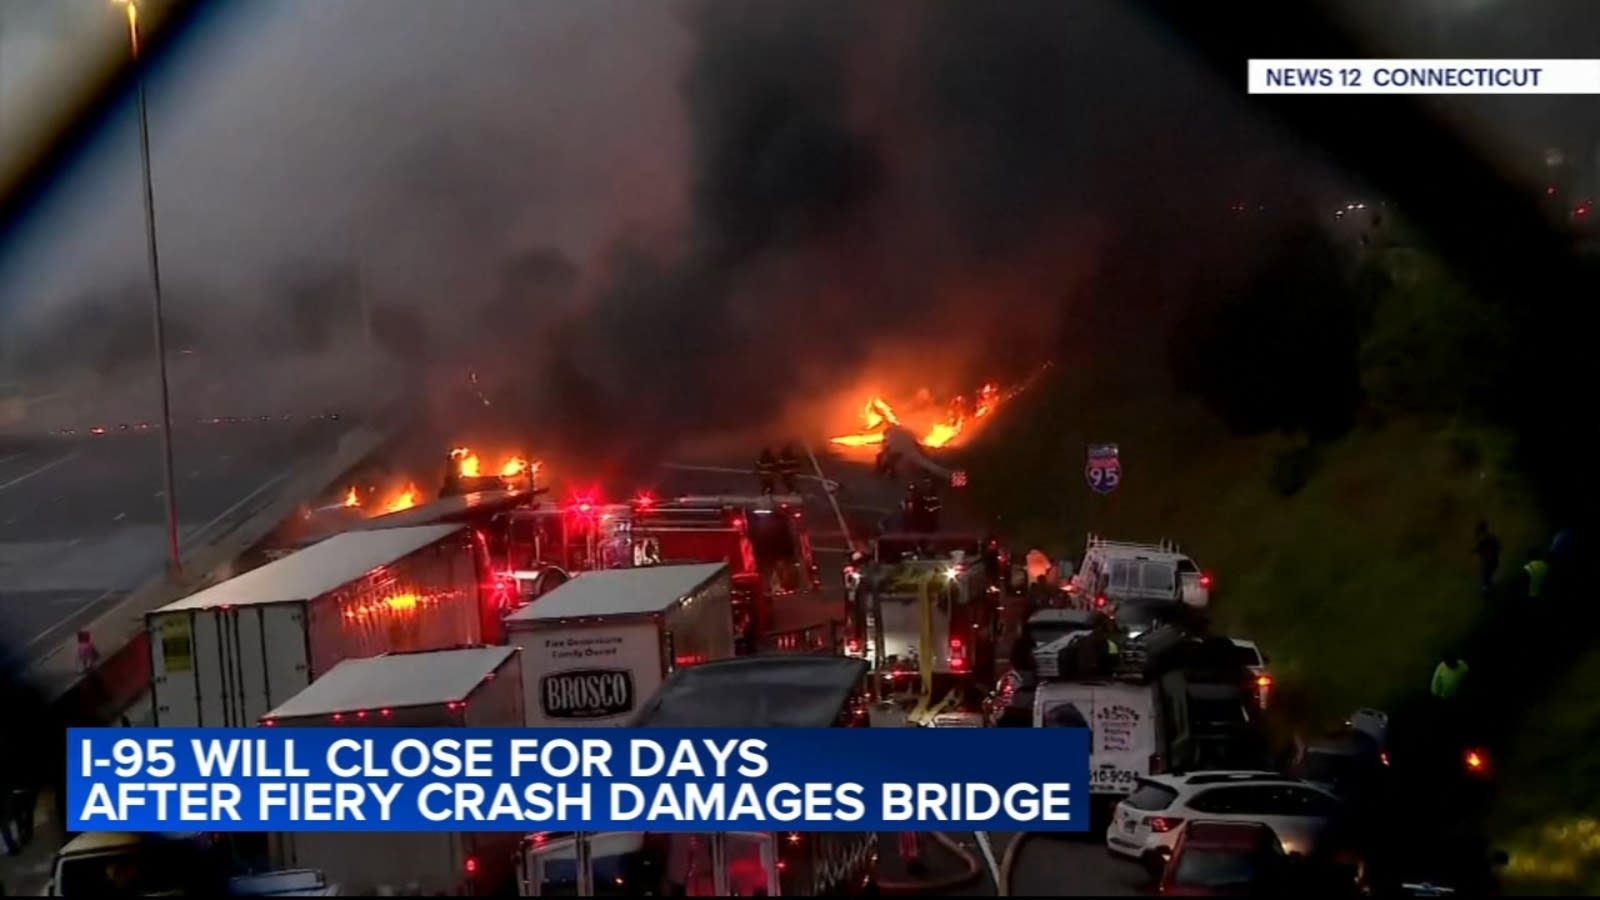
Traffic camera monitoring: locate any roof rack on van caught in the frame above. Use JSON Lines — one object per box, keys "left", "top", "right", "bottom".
{"left": 1085, "top": 533, "right": 1183, "bottom": 554}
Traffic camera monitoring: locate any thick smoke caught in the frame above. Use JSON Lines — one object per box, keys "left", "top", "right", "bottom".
{"left": 11, "top": 0, "right": 1588, "bottom": 466}
{"left": 518, "top": 0, "right": 1324, "bottom": 468}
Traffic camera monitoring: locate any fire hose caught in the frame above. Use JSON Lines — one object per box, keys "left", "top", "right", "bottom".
{"left": 995, "top": 831, "right": 1041, "bottom": 896}
{"left": 877, "top": 832, "right": 986, "bottom": 895}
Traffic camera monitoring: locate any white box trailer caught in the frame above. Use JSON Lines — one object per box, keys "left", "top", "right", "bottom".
{"left": 148, "top": 524, "right": 483, "bottom": 728}
{"left": 261, "top": 647, "right": 522, "bottom": 896}
{"left": 504, "top": 562, "right": 733, "bottom": 728}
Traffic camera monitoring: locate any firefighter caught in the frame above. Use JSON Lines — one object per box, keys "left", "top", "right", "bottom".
{"left": 919, "top": 476, "right": 942, "bottom": 532}
{"left": 903, "top": 483, "right": 925, "bottom": 531}
{"left": 875, "top": 446, "right": 902, "bottom": 480}
{"left": 777, "top": 444, "right": 802, "bottom": 494}
{"left": 1522, "top": 549, "right": 1550, "bottom": 600}
{"left": 757, "top": 448, "right": 778, "bottom": 495}
{"left": 981, "top": 534, "right": 1003, "bottom": 588}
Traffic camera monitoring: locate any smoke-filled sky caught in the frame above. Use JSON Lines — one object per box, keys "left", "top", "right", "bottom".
{"left": 1, "top": 0, "right": 1595, "bottom": 455}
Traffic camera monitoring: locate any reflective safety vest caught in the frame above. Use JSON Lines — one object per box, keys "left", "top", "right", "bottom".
{"left": 1432, "top": 661, "right": 1468, "bottom": 700}
{"left": 1525, "top": 559, "right": 1550, "bottom": 598}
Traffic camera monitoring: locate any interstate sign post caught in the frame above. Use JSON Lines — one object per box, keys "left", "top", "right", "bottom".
{"left": 1086, "top": 443, "right": 1121, "bottom": 495}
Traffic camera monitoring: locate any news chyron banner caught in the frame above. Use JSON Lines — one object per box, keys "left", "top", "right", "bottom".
{"left": 1248, "top": 59, "right": 1600, "bottom": 94}
{"left": 69, "top": 728, "right": 1090, "bottom": 832}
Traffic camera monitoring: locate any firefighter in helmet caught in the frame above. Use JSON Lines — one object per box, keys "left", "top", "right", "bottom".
{"left": 777, "top": 444, "right": 802, "bottom": 494}
{"left": 919, "top": 475, "right": 943, "bottom": 532}
{"left": 903, "top": 482, "right": 925, "bottom": 531}
{"left": 875, "top": 445, "right": 901, "bottom": 480}
{"left": 757, "top": 448, "right": 778, "bottom": 495}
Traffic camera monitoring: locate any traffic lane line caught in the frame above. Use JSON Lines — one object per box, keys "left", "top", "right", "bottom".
{"left": 0, "top": 451, "right": 79, "bottom": 492}
{"left": 16, "top": 466, "right": 295, "bottom": 658}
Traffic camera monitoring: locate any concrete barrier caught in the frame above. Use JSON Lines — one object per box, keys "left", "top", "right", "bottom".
{"left": 35, "top": 423, "right": 398, "bottom": 721}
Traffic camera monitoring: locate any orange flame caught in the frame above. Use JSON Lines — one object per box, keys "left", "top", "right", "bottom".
{"left": 384, "top": 484, "right": 420, "bottom": 513}
{"left": 501, "top": 456, "right": 530, "bottom": 477}
{"left": 450, "top": 447, "right": 482, "bottom": 478}
{"left": 829, "top": 382, "right": 1008, "bottom": 451}
{"left": 342, "top": 487, "right": 361, "bottom": 508}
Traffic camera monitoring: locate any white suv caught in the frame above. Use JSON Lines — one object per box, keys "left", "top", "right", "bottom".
{"left": 1106, "top": 771, "right": 1343, "bottom": 862}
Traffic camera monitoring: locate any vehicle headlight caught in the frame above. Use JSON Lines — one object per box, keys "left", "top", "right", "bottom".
{"left": 1126, "top": 629, "right": 1144, "bottom": 640}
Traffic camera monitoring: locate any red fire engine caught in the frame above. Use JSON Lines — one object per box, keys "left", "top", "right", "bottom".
{"left": 492, "top": 492, "right": 824, "bottom": 654}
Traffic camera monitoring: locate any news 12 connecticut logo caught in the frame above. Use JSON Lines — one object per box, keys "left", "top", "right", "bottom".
{"left": 541, "top": 669, "right": 635, "bottom": 719}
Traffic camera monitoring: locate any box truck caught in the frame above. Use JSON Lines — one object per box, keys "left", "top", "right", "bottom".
{"left": 260, "top": 646, "right": 522, "bottom": 896}
{"left": 148, "top": 523, "right": 483, "bottom": 727}
{"left": 504, "top": 562, "right": 733, "bottom": 728}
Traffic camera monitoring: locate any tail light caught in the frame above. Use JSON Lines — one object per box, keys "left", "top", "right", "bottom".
{"left": 1144, "top": 816, "right": 1184, "bottom": 833}
{"left": 949, "top": 637, "right": 970, "bottom": 673}
{"left": 465, "top": 857, "right": 479, "bottom": 876}
{"left": 1464, "top": 749, "right": 1490, "bottom": 775}
{"left": 1379, "top": 752, "right": 1390, "bottom": 767}
{"left": 1255, "top": 675, "right": 1273, "bottom": 689}
{"left": 1199, "top": 573, "right": 1213, "bottom": 589}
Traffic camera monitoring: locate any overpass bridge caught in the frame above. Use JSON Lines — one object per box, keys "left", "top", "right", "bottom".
{"left": 0, "top": 356, "right": 405, "bottom": 713}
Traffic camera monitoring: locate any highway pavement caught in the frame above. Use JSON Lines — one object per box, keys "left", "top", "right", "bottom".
{"left": 0, "top": 418, "right": 353, "bottom": 664}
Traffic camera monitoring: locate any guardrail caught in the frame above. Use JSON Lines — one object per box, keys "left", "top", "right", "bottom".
{"left": 35, "top": 421, "right": 400, "bottom": 723}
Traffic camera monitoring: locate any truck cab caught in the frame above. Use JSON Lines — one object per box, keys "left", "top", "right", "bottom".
{"left": 516, "top": 656, "right": 876, "bottom": 897}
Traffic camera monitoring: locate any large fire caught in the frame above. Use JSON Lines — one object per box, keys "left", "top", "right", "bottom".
{"left": 831, "top": 382, "right": 1006, "bottom": 451}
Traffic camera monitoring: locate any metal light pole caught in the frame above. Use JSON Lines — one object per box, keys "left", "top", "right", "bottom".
{"left": 117, "top": 0, "right": 182, "bottom": 575}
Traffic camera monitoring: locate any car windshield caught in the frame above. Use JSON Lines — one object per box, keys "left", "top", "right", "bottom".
{"left": 1172, "top": 848, "right": 1262, "bottom": 888}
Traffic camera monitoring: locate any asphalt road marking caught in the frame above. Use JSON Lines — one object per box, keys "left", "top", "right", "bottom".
{"left": 0, "top": 451, "right": 79, "bottom": 492}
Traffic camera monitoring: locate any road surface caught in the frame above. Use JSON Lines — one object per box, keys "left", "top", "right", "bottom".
{"left": 0, "top": 419, "right": 352, "bottom": 663}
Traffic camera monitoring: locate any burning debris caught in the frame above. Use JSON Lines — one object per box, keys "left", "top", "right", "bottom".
{"left": 830, "top": 382, "right": 1007, "bottom": 451}
{"left": 383, "top": 484, "right": 421, "bottom": 513}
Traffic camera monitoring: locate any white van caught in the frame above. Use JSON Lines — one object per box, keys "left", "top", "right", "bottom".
{"left": 1033, "top": 679, "right": 1161, "bottom": 797}
{"left": 1071, "top": 536, "right": 1211, "bottom": 609}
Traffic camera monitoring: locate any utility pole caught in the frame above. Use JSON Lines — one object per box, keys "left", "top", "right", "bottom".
{"left": 117, "top": 0, "right": 183, "bottom": 575}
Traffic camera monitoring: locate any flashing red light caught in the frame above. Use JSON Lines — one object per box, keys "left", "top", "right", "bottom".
{"left": 1465, "top": 749, "right": 1489, "bottom": 773}
{"left": 465, "top": 857, "right": 479, "bottom": 876}
{"left": 635, "top": 493, "right": 654, "bottom": 508}
{"left": 1199, "top": 573, "right": 1213, "bottom": 589}
{"left": 332, "top": 712, "right": 344, "bottom": 723}
{"left": 1094, "top": 595, "right": 1107, "bottom": 608}
{"left": 448, "top": 701, "right": 466, "bottom": 712}
{"left": 380, "top": 708, "right": 392, "bottom": 718}
{"left": 1145, "top": 816, "right": 1184, "bottom": 833}
{"left": 949, "top": 637, "right": 963, "bottom": 651}
{"left": 1548, "top": 185, "right": 1557, "bottom": 196}
{"left": 731, "top": 517, "right": 746, "bottom": 530}
{"left": 576, "top": 501, "right": 593, "bottom": 514}
{"left": 356, "top": 709, "right": 368, "bottom": 719}
{"left": 262, "top": 718, "right": 276, "bottom": 727}
{"left": 1379, "top": 751, "right": 1390, "bottom": 767}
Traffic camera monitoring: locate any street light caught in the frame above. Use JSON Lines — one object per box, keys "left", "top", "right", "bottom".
{"left": 115, "top": 0, "right": 182, "bottom": 576}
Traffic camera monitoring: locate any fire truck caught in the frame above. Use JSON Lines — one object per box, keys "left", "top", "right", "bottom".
{"left": 850, "top": 531, "right": 1002, "bottom": 724}
{"left": 493, "top": 493, "right": 824, "bottom": 655}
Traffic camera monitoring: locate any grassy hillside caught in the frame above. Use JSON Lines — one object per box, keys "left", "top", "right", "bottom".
{"left": 962, "top": 366, "right": 1540, "bottom": 722}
